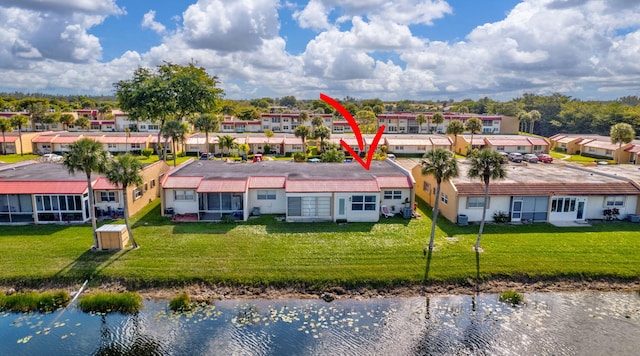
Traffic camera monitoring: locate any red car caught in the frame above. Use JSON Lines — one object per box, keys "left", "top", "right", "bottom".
{"left": 536, "top": 153, "right": 553, "bottom": 163}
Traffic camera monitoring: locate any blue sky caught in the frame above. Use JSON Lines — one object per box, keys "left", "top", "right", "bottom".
{"left": 1, "top": 0, "right": 640, "bottom": 101}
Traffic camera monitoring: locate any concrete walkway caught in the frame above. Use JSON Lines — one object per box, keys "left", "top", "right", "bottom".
{"left": 550, "top": 220, "right": 592, "bottom": 227}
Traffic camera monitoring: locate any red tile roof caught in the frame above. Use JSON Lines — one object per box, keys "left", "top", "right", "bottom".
{"left": 197, "top": 179, "right": 247, "bottom": 192}
{"left": 0, "top": 136, "right": 19, "bottom": 143}
{"left": 375, "top": 176, "right": 413, "bottom": 189}
{"left": 248, "top": 176, "right": 286, "bottom": 188}
{"left": 527, "top": 137, "right": 549, "bottom": 146}
{"left": 53, "top": 136, "right": 81, "bottom": 144}
{"left": 32, "top": 135, "right": 57, "bottom": 143}
{"left": 163, "top": 176, "right": 202, "bottom": 189}
{"left": 285, "top": 179, "right": 379, "bottom": 192}
{"left": 455, "top": 182, "right": 640, "bottom": 196}
{"left": 0, "top": 181, "right": 88, "bottom": 194}
{"left": 92, "top": 177, "right": 118, "bottom": 190}
{"left": 98, "top": 136, "right": 148, "bottom": 144}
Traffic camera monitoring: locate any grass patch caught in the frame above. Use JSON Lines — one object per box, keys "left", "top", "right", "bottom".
{"left": 0, "top": 154, "right": 40, "bottom": 163}
{"left": 77, "top": 292, "right": 142, "bottom": 314}
{"left": 0, "top": 291, "right": 70, "bottom": 313}
{"left": 0, "top": 198, "right": 639, "bottom": 290}
{"left": 499, "top": 290, "right": 524, "bottom": 305}
{"left": 169, "top": 292, "right": 192, "bottom": 312}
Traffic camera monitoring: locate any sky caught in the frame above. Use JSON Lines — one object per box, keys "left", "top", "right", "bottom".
{"left": 1, "top": 0, "right": 640, "bottom": 102}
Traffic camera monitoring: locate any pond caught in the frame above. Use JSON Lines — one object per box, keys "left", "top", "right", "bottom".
{"left": 2, "top": 291, "right": 639, "bottom": 355}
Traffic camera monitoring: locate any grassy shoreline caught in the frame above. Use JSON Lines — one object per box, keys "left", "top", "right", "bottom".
{"left": 1, "top": 199, "right": 639, "bottom": 298}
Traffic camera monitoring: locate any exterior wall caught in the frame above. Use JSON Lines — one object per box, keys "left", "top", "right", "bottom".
{"left": 379, "top": 189, "right": 412, "bottom": 215}
{"left": 94, "top": 190, "right": 122, "bottom": 213}
{"left": 332, "top": 192, "right": 380, "bottom": 222}
{"left": 126, "top": 161, "right": 170, "bottom": 217}
{"left": 412, "top": 165, "right": 459, "bottom": 223}
{"left": 457, "top": 195, "right": 512, "bottom": 222}
{"left": 582, "top": 146, "right": 614, "bottom": 159}
{"left": 163, "top": 188, "right": 198, "bottom": 214}
{"left": 247, "top": 188, "right": 286, "bottom": 214}
{"left": 500, "top": 116, "right": 520, "bottom": 135}
{"left": 286, "top": 193, "right": 333, "bottom": 222}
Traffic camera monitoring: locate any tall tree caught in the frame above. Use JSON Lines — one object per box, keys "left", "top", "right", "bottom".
{"left": 63, "top": 138, "right": 109, "bottom": 249}
{"left": 294, "top": 125, "right": 310, "bottom": 156}
{"left": 432, "top": 112, "right": 444, "bottom": 133}
{"left": 193, "top": 113, "right": 220, "bottom": 157}
{"left": 75, "top": 117, "right": 90, "bottom": 131}
{"left": 464, "top": 117, "right": 483, "bottom": 154}
{"left": 161, "top": 120, "right": 187, "bottom": 167}
{"left": 321, "top": 149, "right": 345, "bottom": 162}
{"left": 528, "top": 110, "right": 541, "bottom": 134}
{"left": 10, "top": 114, "right": 28, "bottom": 155}
{"left": 354, "top": 110, "right": 378, "bottom": 134}
{"left": 264, "top": 129, "right": 274, "bottom": 153}
{"left": 313, "top": 126, "right": 331, "bottom": 152}
{"left": 311, "top": 116, "right": 324, "bottom": 129}
{"left": 0, "top": 118, "right": 13, "bottom": 155}
{"left": 105, "top": 154, "right": 143, "bottom": 249}
{"left": 421, "top": 148, "right": 459, "bottom": 251}
{"left": 610, "top": 123, "right": 636, "bottom": 164}
{"left": 446, "top": 120, "right": 464, "bottom": 151}
{"left": 467, "top": 150, "right": 507, "bottom": 251}
{"left": 218, "top": 135, "right": 236, "bottom": 157}
{"left": 517, "top": 110, "right": 531, "bottom": 133}
{"left": 59, "top": 113, "right": 75, "bottom": 131}
{"left": 416, "top": 114, "right": 426, "bottom": 133}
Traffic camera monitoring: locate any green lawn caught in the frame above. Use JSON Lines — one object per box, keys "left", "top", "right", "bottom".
{"left": 0, "top": 154, "right": 40, "bottom": 163}
{"left": 0, "top": 199, "right": 639, "bottom": 289}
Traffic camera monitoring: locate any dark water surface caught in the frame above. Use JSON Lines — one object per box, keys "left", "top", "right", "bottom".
{"left": 2, "top": 291, "right": 639, "bottom": 355}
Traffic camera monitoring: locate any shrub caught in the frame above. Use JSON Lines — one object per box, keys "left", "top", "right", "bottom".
{"left": 141, "top": 148, "right": 153, "bottom": 158}
{"left": 293, "top": 152, "right": 306, "bottom": 162}
{"left": 499, "top": 290, "right": 524, "bottom": 305}
{"left": 493, "top": 210, "right": 510, "bottom": 224}
{"left": 169, "top": 292, "right": 192, "bottom": 312}
{"left": 177, "top": 151, "right": 186, "bottom": 158}
{"left": 78, "top": 292, "right": 142, "bottom": 314}
{"left": 0, "top": 291, "right": 70, "bottom": 313}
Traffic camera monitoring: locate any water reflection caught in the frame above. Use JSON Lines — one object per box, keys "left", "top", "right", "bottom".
{"left": 1, "top": 292, "right": 639, "bottom": 355}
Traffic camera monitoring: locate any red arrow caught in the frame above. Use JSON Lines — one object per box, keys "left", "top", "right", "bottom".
{"left": 320, "top": 93, "right": 386, "bottom": 170}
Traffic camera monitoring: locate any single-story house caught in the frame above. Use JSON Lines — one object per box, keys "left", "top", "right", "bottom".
{"left": 0, "top": 160, "right": 169, "bottom": 225}
{"left": 32, "top": 132, "right": 155, "bottom": 155}
{"left": 160, "top": 159, "right": 415, "bottom": 222}
{"left": 413, "top": 158, "right": 640, "bottom": 224}
{"left": 453, "top": 135, "right": 549, "bottom": 156}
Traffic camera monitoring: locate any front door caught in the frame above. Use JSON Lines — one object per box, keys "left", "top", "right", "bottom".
{"left": 511, "top": 199, "right": 523, "bottom": 222}
{"left": 576, "top": 201, "right": 585, "bottom": 220}
{"left": 336, "top": 198, "right": 346, "bottom": 220}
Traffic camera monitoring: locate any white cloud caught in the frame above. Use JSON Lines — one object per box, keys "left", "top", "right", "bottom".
{"left": 293, "top": 0, "right": 332, "bottom": 31}
{"left": 181, "top": 0, "right": 280, "bottom": 52}
{"left": 142, "top": 10, "right": 167, "bottom": 34}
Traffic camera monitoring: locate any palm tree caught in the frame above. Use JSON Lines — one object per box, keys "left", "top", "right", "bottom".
{"left": 467, "top": 149, "right": 507, "bottom": 251}
{"left": 516, "top": 111, "right": 530, "bottom": 133}
{"left": 264, "top": 129, "right": 274, "bottom": 154}
{"left": 446, "top": 120, "right": 464, "bottom": 152}
{"left": 458, "top": 105, "right": 469, "bottom": 114}
{"left": 529, "top": 110, "right": 541, "bottom": 134}
{"left": 161, "top": 120, "right": 187, "bottom": 167}
{"left": 218, "top": 135, "right": 236, "bottom": 157}
{"left": 125, "top": 127, "right": 131, "bottom": 153}
{"left": 464, "top": 117, "right": 483, "bottom": 154}
{"left": 294, "top": 125, "right": 310, "bottom": 155}
{"left": 63, "top": 138, "right": 109, "bottom": 249}
{"left": 10, "top": 114, "right": 28, "bottom": 156}
{"left": 432, "top": 112, "right": 444, "bottom": 133}
{"left": 313, "top": 125, "right": 331, "bottom": 152}
{"left": 416, "top": 114, "right": 426, "bottom": 133}
{"left": 193, "top": 113, "right": 220, "bottom": 157}
{"left": 59, "top": 113, "right": 75, "bottom": 131}
{"left": 421, "top": 148, "right": 459, "bottom": 251}
{"left": 0, "top": 118, "right": 13, "bottom": 155}
{"left": 75, "top": 117, "right": 90, "bottom": 131}
{"left": 311, "top": 116, "right": 324, "bottom": 129}
{"left": 105, "top": 154, "right": 143, "bottom": 249}
{"left": 610, "top": 123, "right": 636, "bottom": 164}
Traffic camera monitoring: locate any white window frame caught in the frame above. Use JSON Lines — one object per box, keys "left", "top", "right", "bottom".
{"left": 383, "top": 190, "right": 402, "bottom": 200}
{"left": 604, "top": 196, "right": 625, "bottom": 207}
{"left": 101, "top": 191, "right": 116, "bottom": 202}
{"left": 257, "top": 190, "right": 277, "bottom": 200}
{"left": 467, "top": 196, "right": 488, "bottom": 208}
{"left": 440, "top": 193, "right": 448, "bottom": 204}
{"left": 174, "top": 189, "right": 195, "bottom": 201}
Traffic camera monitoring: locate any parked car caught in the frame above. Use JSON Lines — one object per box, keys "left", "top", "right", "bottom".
{"left": 386, "top": 154, "right": 396, "bottom": 161}
{"left": 523, "top": 153, "right": 539, "bottom": 163}
{"left": 536, "top": 153, "right": 553, "bottom": 163}
{"left": 199, "top": 153, "right": 214, "bottom": 160}
{"left": 507, "top": 152, "right": 523, "bottom": 163}
{"left": 41, "top": 153, "right": 63, "bottom": 162}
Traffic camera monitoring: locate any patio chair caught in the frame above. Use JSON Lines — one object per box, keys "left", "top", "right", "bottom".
{"left": 380, "top": 205, "right": 394, "bottom": 218}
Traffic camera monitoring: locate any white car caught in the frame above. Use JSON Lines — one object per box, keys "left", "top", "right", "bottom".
{"left": 42, "top": 153, "right": 63, "bottom": 162}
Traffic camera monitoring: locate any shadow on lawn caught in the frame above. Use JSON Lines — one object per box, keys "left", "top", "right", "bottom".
{"left": 54, "top": 248, "right": 130, "bottom": 280}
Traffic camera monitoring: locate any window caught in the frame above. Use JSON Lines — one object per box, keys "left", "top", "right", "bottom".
{"left": 101, "top": 192, "right": 116, "bottom": 202}
{"left": 551, "top": 197, "right": 576, "bottom": 212}
{"left": 383, "top": 190, "right": 402, "bottom": 200}
{"left": 496, "top": 146, "right": 505, "bottom": 152}
{"left": 134, "top": 187, "right": 143, "bottom": 199}
{"left": 174, "top": 190, "right": 195, "bottom": 201}
{"left": 394, "top": 146, "right": 404, "bottom": 150}
{"left": 605, "top": 196, "right": 625, "bottom": 207}
{"left": 351, "top": 195, "right": 376, "bottom": 211}
{"left": 440, "top": 193, "right": 448, "bottom": 204}
{"left": 287, "top": 196, "right": 331, "bottom": 217}
{"left": 263, "top": 125, "right": 270, "bottom": 130}
{"left": 257, "top": 190, "right": 277, "bottom": 200}
{"left": 108, "top": 143, "right": 117, "bottom": 149}
{"left": 467, "top": 197, "right": 488, "bottom": 208}
{"left": 271, "top": 118, "right": 281, "bottom": 123}
{"left": 423, "top": 182, "right": 430, "bottom": 192}
{"left": 388, "top": 126, "right": 397, "bottom": 132}
{"left": 131, "top": 143, "right": 141, "bottom": 149}
{"left": 150, "top": 179, "right": 156, "bottom": 188}
{"left": 516, "top": 146, "right": 525, "bottom": 151}
{"left": 605, "top": 150, "right": 613, "bottom": 156}
{"left": 483, "top": 120, "right": 493, "bottom": 126}
{"left": 283, "top": 126, "right": 289, "bottom": 130}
